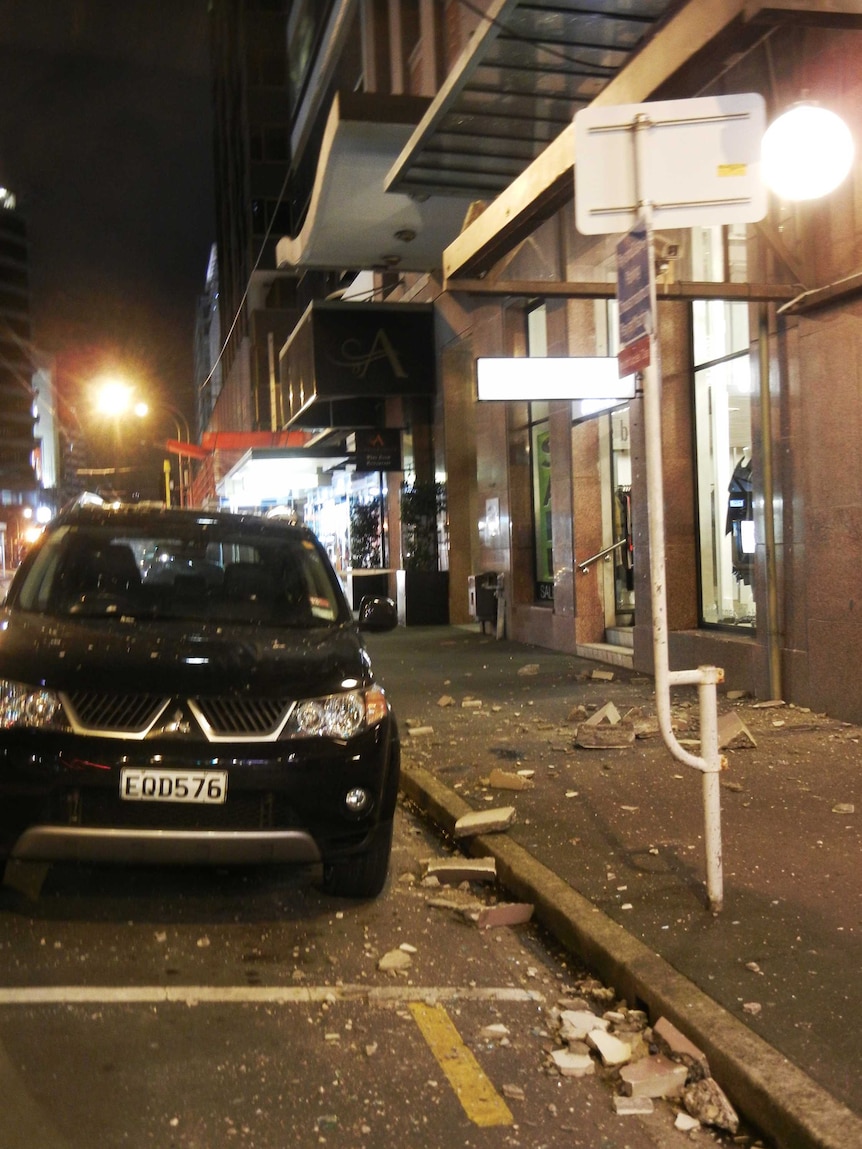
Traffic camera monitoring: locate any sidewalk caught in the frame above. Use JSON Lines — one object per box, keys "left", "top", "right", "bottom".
{"left": 365, "top": 624, "right": 862, "bottom": 1149}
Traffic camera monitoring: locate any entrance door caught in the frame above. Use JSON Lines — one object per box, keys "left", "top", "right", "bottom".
{"left": 611, "top": 406, "right": 634, "bottom": 623}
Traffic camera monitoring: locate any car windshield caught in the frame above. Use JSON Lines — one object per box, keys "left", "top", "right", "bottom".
{"left": 13, "top": 523, "right": 347, "bottom": 628}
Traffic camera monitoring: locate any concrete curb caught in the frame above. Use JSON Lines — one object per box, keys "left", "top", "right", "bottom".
{"left": 401, "top": 762, "right": 862, "bottom": 1149}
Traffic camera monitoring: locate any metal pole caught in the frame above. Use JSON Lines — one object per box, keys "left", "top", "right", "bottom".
{"left": 758, "top": 304, "right": 782, "bottom": 700}
{"left": 634, "top": 114, "right": 725, "bottom": 913}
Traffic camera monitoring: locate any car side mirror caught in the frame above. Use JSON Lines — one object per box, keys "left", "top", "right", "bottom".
{"left": 357, "top": 595, "right": 398, "bottom": 632}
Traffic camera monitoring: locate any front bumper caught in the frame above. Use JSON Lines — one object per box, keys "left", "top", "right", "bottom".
{"left": 0, "top": 718, "right": 400, "bottom": 867}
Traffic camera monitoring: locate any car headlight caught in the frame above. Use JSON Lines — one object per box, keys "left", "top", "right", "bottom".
{"left": 286, "top": 686, "right": 389, "bottom": 740}
{"left": 0, "top": 679, "right": 65, "bottom": 730}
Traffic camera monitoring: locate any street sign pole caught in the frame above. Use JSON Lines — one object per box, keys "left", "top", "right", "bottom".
{"left": 574, "top": 95, "right": 767, "bottom": 914}
{"left": 632, "top": 112, "right": 725, "bottom": 913}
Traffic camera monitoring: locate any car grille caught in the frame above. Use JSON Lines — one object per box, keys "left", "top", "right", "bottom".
{"left": 61, "top": 691, "right": 294, "bottom": 742}
{"left": 193, "top": 697, "right": 292, "bottom": 738}
{"left": 65, "top": 691, "right": 170, "bottom": 734}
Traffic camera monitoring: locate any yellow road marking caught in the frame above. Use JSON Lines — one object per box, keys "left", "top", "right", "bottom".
{"left": 409, "top": 1001, "right": 513, "bottom": 1127}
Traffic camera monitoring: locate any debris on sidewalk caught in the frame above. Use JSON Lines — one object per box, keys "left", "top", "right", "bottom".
{"left": 832, "top": 802, "right": 855, "bottom": 814}
{"left": 550, "top": 1048, "right": 595, "bottom": 1077}
{"left": 518, "top": 663, "right": 540, "bottom": 676}
{"left": 717, "top": 711, "right": 757, "bottom": 749}
{"left": 614, "top": 1095, "right": 654, "bottom": 1116}
{"left": 437, "top": 695, "right": 455, "bottom": 708}
{"left": 590, "top": 667, "right": 615, "bottom": 682}
{"left": 461, "top": 697, "right": 483, "bottom": 709}
{"left": 452, "top": 806, "right": 516, "bottom": 838}
{"left": 421, "top": 856, "right": 497, "bottom": 884}
{"left": 587, "top": 1029, "right": 632, "bottom": 1067}
{"left": 487, "top": 767, "right": 534, "bottom": 791}
{"left": 575, "top": 700, "right": 635, "bottom": 749}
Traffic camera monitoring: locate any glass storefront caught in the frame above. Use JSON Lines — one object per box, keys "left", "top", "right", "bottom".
{"left": 693, "top": 300, "right": 755, "bottom": 627}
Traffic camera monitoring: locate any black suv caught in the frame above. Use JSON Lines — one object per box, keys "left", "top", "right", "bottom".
{"left": 0, "top": 498, "right": 400, "bottom": 898}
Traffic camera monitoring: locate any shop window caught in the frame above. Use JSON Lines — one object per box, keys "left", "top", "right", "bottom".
{"left": 525, "top": 305, "right": 553, "bottom": 603}
{"left": 693, "top": 300, "right": 755, "bottom": 627}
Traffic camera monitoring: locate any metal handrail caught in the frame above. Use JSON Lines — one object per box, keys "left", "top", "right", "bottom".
{"left": 577, "top": 538, "right": 626, "bottom": 574}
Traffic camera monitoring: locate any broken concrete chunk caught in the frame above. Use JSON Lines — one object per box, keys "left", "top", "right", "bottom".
{"left": 474, "top": 902, "right": 534, "bottom": 929}
{"left": 452, "top": 806, "right": 516, "bottom": 838}
{"left": 652, "top": 1016, "right": 710, "bottom": 1078}
{"left": 406, "top": 725, "right": 435, "bottom": 737}
{"left": 378, "top": 948, "right": 412, "bottom": 972}
{"left": 675, "top": 1113, "right": 701, "bottom": 1132}
{"left": 461, "top": 698, "right": 483, "bottom": 709}
{"left": 436, "top": 695, "right": 455, "bottom": 708}
{"left": 488, "top": 767, "right": 533, "bottom": 791}
{"left": 619, "top": 1055, "right": 687, "bottom": 1099}
{"left": 587, "top": 1029, "right": 632, "bottom": 1067}
{"left": 683, "top": 1078, "right": 739, "bottom": 1134}
{"left": 559, "top": 1010, "right": 610, "bottom": 1043}
{"left": 422, "top": 857, "right": 497, "bottom": 884}
{"left": 717, "top": 711, "right": 757, "bottom": 749}
{"left": 751, "top": 698, "right": 785, "bottom": 709}
{"left": 517, "top": 663, "right": 540, "bottom": 676}
{"left": 584, "top": 701, "right": 622, "bottom": 726}
{"left": 501, "top": 1083, "right": 525, "bottom": 1101}
{"left": 590, "top": 668, "right": 615, "bottom": 682}
{"left": 832, "top": 803, "right": 855, "bottom": 814}
{"left": 576, "top": 723, "right": 635, "bottom": 749}
{"left": 550, "top": 1048, "right": 595, "bottom": 1077}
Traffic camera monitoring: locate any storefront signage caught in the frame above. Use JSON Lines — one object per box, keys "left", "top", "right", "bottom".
{"left": 477, "top": 357, "right": 635, "bottom": 401}
{"left": 354, "top": 428, "right": 402, "bottom": 472}
{"left": 281, "top": 302, "right": 435, "bottom": 427}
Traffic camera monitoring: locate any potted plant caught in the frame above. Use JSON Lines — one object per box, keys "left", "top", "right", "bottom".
{"left": 348, "top": 499, "right": 388, "bottom": 609}
{"left": 398, "top": 480, "right": 449, "bottom": 625}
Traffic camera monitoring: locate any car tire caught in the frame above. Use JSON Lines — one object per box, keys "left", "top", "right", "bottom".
{"left": 321, "top": 820, "right": 393, "bottom": 899}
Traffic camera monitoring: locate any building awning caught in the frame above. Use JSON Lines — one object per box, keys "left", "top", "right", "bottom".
{"left": 275, "top": 92, "right": 477, "bottom": 274}
{"left": 384, "top": 0, "right": 682, "bottom": 201}
{"left": 280, "top": 300, "right": 436, "bottom": 430}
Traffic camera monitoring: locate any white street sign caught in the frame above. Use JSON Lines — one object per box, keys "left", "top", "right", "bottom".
{"left": 574, "top": 93, "right": 767, "bottom": 234}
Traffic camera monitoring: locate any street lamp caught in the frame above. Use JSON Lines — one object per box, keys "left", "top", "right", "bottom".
{"left": 761, "top": 102, "right": 855, "bottom": 201}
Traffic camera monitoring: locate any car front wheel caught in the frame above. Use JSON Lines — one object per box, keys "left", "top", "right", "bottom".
{"left": 321, "top": 820, "right": 393, "bottom": 899}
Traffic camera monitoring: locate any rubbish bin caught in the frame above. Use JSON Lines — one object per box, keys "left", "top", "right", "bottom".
{"left": 470, "top": 572, "right": 499, "bottom": 631}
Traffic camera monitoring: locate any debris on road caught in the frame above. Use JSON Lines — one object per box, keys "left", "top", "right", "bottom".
{"left": 406, "top": 725, "right": 435, "bottom": 738}
{"left": 652, "top": 1016, "right": 710, "bottom": 1079}
{"left": 378, "top": 948, "right": 412, "bottom": 973}
{"left": 472, "top": 902, "right": 534, "bottom": 929}
{"left": 452, "top": 806, "right": 516, "bottom": 838}
{"left": 619, "top": 1054, "right": 688, "bottom": 1099}
{"left": 421, "top": 856, "right": 497, "bottom": 883}
{"left": 683, "top": 1077, "right": 739, "bottom": 1133}
{"left": 518, "top": 663, "right": 540, "bottom": 676}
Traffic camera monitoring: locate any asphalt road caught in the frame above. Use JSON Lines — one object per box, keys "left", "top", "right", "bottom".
{"left": 0, "top": 799, "right": 747, "bottom": 1149}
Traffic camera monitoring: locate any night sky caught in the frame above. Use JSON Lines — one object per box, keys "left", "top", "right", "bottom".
{"left": 0, "top": 0, "right": 215, "bottom": 437}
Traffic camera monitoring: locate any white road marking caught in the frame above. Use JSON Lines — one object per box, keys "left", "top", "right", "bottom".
{"left": 0, "top": 984, "right": 545, "bottom": 1006}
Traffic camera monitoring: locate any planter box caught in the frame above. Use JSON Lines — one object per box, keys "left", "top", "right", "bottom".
{"left": 396, "top": 569, "right": 450, "bottom": 626}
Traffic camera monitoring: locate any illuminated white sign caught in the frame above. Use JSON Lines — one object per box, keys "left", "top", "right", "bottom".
{"left": 477, "top": 357, "right": 636, "bottom": 401}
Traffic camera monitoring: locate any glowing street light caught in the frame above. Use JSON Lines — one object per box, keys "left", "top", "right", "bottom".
{"left": 761, "top": 102, "right": 855, "bottom": 201}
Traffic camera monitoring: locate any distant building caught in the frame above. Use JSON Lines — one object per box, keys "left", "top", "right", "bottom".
{"left": 0, "top": 188, "right": 37, "bottom": 502}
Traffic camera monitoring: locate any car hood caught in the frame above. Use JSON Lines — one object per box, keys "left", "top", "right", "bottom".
{"left": 0, "top": 611, "right": 374, "bottom": 698}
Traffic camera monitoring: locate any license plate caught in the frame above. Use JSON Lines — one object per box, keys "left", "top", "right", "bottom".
{"left": 120, "top": 768, "right": 228, "bottom": 804}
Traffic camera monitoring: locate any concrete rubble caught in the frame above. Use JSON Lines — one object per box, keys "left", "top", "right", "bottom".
{"left": 487, "top": 767, "right": 533, "bottom": 791}
{"left": 421, "top": 856, "right": 497, "bottom": 883}
{"left": 452, "top": 806, "right": 516, "bottom": 837}
{"left": 575, "top": 699, "right": 636, "bottom": 749}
